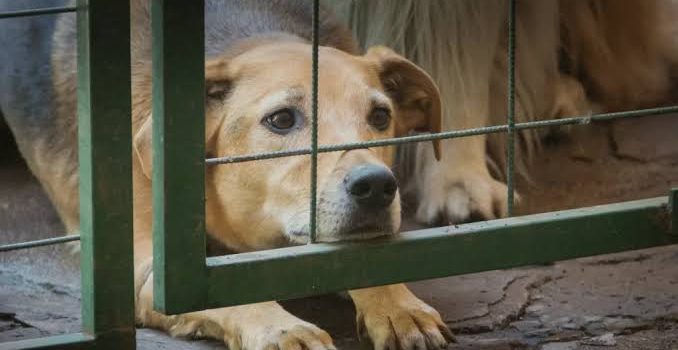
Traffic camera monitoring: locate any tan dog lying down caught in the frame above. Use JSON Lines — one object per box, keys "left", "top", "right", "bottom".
{"left": 0, "top": 0, "right": 452, "bottom": 349}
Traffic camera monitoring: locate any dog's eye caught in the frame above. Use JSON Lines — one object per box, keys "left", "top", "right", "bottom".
{"left": 263, "top": 109, "right": 298, "bottom": 134}
{"left": 368, "top": 108, "right": 391, "bottom": 131}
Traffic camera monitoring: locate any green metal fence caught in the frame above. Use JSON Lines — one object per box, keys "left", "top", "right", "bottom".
{"left": 151, "top": 0, "right": 678, "bottom": 315}
{"left": 1, "top": 0, "right": 677, "bottom": 349}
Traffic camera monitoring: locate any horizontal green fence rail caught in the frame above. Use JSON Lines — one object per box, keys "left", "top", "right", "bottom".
{"left": 0, "top": 333, "right": 95, "bottom": 350}
{"left": 151, "top": 196, "right": 678, "bottom": 313}
{"left": 0, "top": 331, "right": 138, "bottom": 350}
{"left": 204, "top": 197, "right": 676, "bottom": 308}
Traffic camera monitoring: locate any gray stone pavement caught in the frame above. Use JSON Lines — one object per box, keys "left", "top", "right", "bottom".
{"left": 1, "top": 115, "right": 678, "bottom": 349}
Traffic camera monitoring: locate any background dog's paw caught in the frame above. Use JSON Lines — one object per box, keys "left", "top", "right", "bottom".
{"left": 234, "top": 322, "right": 335, "bottom": 350}
{"left": 414, "top": 169, "right": 515, "bottom": 226}
{"left": 357, "top": 300, "right": 454, "bottom": 350}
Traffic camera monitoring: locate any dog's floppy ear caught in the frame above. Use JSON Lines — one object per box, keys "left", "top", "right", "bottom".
{"left": 205, "top": 57, "right": 234, "bottom": 101}
{"left": 365, "top": 46, "right": 442, "bottom": 160}
{"left": 133, "top": 57, "right": 235, "bottom": 180}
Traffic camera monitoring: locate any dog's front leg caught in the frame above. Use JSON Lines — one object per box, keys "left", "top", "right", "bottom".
{"left": 134, "top": 259, "right": 335, "bottom": 350}
{"left": 349, "top": 284, "right": 454, "bottom": 350}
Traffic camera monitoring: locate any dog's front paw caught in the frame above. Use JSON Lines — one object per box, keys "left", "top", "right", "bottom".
{"left": 352, "top": 286, "right": 454, "bottom": 350}
{"left": 205, "top": 302, "right": 336, "bottom": 350}
{"left": 229, "top": 306, "right": 335, "bottom": 350}
{"left": 414, "top": 162, "right": 514, "bottom": 225}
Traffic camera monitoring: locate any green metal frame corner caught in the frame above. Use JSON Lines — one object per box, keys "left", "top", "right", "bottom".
{"left": 149, "top": 0, "right": 678, "bottom": 316}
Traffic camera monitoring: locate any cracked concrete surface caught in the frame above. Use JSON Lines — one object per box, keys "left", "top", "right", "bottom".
{"left": 1, "top": 115, "right": 678, "bottom": 349}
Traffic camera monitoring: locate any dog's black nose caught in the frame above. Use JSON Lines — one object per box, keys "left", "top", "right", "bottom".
{"left": 344, "top": 165, "right": 397, "bottom": 209}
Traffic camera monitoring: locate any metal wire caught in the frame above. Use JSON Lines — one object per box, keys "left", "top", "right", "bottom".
{"left": 0, "top": 0, "right": 673, "bottom": 255}
{"left": 0, "top": 6, "right": 76, "bottom": 19}
{"left": 506, "top": 0, "right": 517, "bottom": 216}
{"left": 0, "top": 235, "right": 80, "bottom": 253}
{"left": 309, "top": 0, "right": 320, "bottom": 243}
{"left": 206, "top": 105, "right": 678, "bottom": 165}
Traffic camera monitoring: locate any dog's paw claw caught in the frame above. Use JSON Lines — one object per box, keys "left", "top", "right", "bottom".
{"left": 358, "top": 303, "right": 453, "bottom": 350}
{"left": 233, "top": 321, "right": 335, "bottom": 350}
{"left": 274, "top": 325, "right": 334, "bottom": 350}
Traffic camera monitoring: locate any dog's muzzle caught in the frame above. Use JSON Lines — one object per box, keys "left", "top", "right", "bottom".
{"left": 286, "top": 164, "right": 399, "bottom": 243}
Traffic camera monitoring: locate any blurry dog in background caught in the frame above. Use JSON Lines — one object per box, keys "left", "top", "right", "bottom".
{"left": 330, "top": 0, "right": 678, "bottom": 225}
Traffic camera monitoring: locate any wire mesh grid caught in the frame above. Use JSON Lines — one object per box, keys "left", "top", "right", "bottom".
{"left": 2, "top": 0, "right": 678, "bottom": 252}
{"left": 0, "top": 1, "right": 675, "bottom": 349}
{"left": 203, "top": 0, "right": 678, "bottom": 242}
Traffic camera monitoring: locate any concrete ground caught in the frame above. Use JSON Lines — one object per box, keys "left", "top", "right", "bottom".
{"left": 1, "top": 115, "right": 678, "bottom": 349}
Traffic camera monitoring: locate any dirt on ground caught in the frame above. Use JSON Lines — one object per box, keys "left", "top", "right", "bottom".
{"left": 1, "top": 115, "right": 677, "bottom": 349}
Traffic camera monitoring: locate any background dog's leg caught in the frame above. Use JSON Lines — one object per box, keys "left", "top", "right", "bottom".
{"left": 132, "top": 241, "right": 335, "bottom": 350}
{"left": 403, "top": 0, "right": 511, "bottom": 225}
{"left": 334, "top": 0, "right": 513, "bottom": 224}
{"left": 335, "top": 0, "right": 566, "bottom": 224}
{"left": 560, "top": 0, "right": 678, "bottom": 112}
{"left": 411, "top": 0, "right": 565, "bottom": 224}
{"left": 349, "top": 284, "right": 454, "bottom": 350}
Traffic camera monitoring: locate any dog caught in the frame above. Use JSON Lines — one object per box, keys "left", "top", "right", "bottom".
{"left": 0, "top": 1, "right": 454, "bottom": 349}
{"left": 330, "top": 0, "right": 678, "bottom": 225}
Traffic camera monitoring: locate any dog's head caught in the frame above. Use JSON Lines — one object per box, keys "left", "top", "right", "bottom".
{"left": 135, "top": 39, "right": 441, "bottom": 250}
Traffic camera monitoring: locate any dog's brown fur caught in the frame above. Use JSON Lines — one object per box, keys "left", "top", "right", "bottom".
{"left": 1, "top": 1, "right": 453, "bottom": 349}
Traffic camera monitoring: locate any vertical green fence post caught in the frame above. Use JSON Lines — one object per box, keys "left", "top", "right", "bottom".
{"left": 77, "top": 0, "right": 135, "bottom": 347}
{"left": 152, "top": 0, "right": 208, "bottom": 314}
